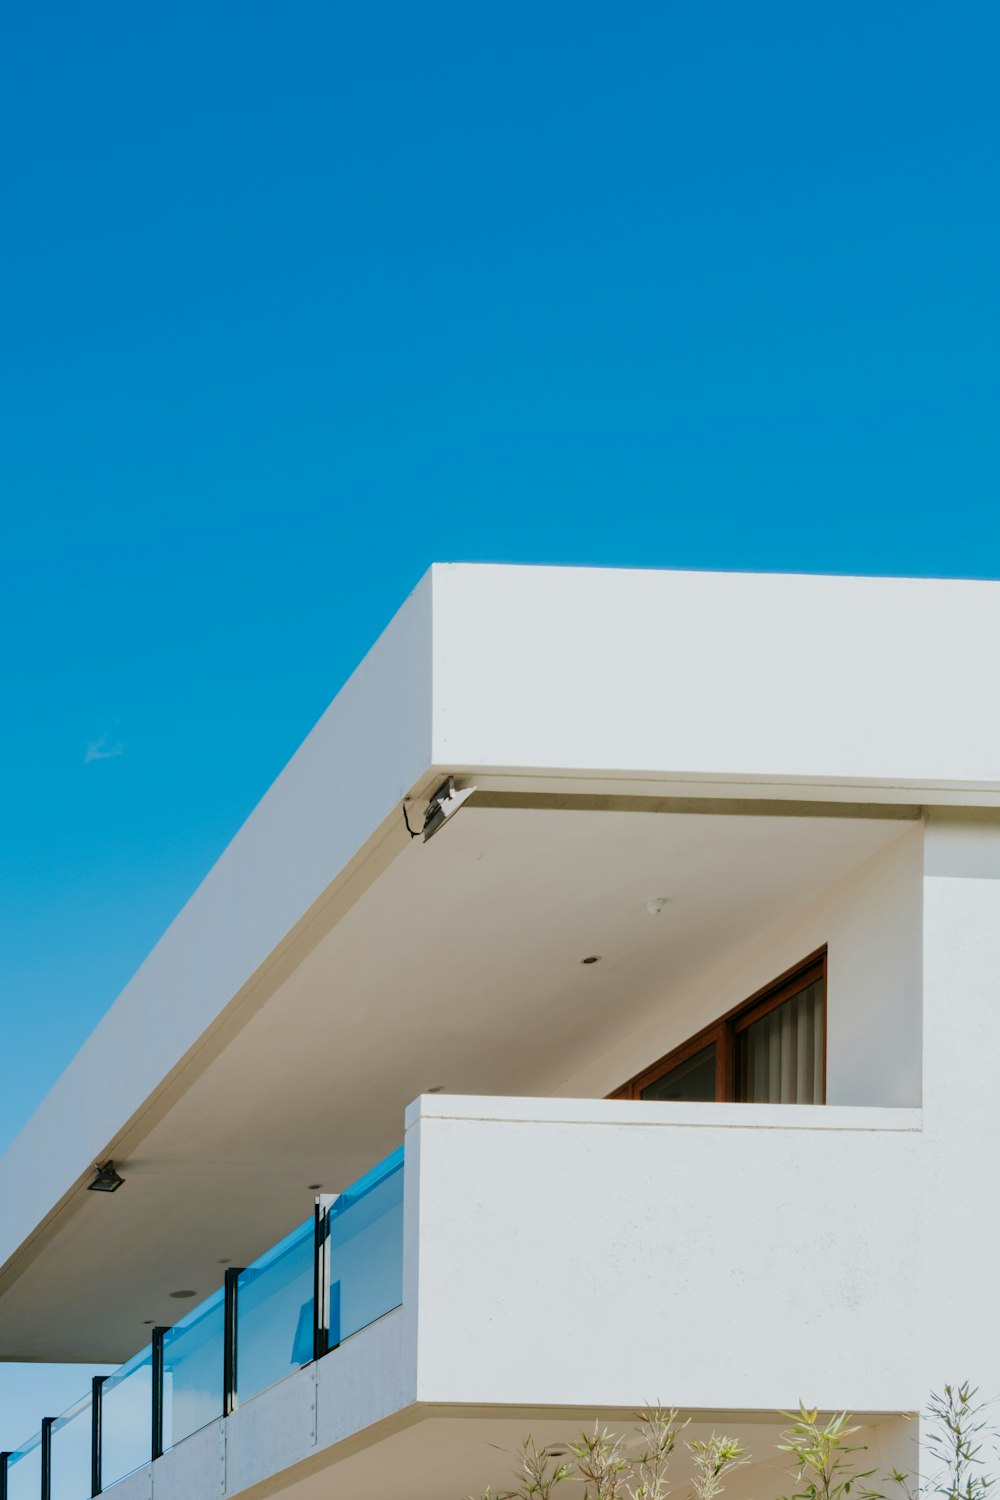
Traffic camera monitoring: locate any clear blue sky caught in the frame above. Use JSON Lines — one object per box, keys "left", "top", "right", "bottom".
{"left": 1, "top": 0, "right": 998, "bottom": 1443}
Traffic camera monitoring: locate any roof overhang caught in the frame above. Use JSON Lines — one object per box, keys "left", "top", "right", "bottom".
{"left": 2, "top": 563, "right": 999, "bottom": 1360}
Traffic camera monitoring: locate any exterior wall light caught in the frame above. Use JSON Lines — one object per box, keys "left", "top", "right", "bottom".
{"left": 421, "top": 777, "right": 476, "bottom": 842}
{"left": 87, "top": 1161, "right": 125, "bottom": 1193}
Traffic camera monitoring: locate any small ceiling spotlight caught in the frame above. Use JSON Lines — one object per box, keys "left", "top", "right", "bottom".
{"left": 88, "top": 1161, "right": 125, "bottom": 1193}
{"left": 426, "top": 1084, "right": 446, "bottom": 1094}
{"left": 169, "top": 1289, "right": 197, "bottom": 1299}
{"left": 421, "top": 777, "right": 477, "bottom": 842}
{"left": 580, "top": 954, "right": 602, "bottom": 965}
{"left": 645, "top": 897, "right": 669, "bottom": 915}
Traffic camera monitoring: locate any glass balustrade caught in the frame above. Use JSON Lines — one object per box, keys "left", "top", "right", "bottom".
{"left": 162, "top": 1287, "right": 225, "bottom": 1448}
{"left": 0, "top": 1146, "right": 405, "bottom": 1490}
{"left": 236, "top": 1216, "right": 314, "bottom": 1404}
{"left": 5, "top": 1431, "right": 42, "bottom": 1500}
{"left": 101, "top": 1344, "right": 152, "bottom": 1487}
{"left": 50, "top": 1391, "right": 92, "bottom": 1500}
{"left": 327, "top": 1145, "right": 404, "bottom": 1344}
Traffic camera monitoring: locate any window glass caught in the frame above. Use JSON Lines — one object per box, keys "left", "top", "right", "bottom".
{"left": 613, "top": 953, "right": 826, "bottom": 1104}
{"left": 640, "top": 1043, "right": 716, "bottom": 1102}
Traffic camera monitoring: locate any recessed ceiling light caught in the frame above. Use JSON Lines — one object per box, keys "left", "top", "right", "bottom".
{"left": 645, "top": 897, "right": 669, "bottom": 915}
{"left": 580, "top": 955, "right": 602, "bottom": 965}
{"left": 217, "top": 1258, "right": 230, "bottom": 1265}
{"left": 143, "top": 1320, "right": 154, "bottom": 1326}
{"left": 426, "top": 1085, "right": 446, "bottom": 1094}
{"left": 308, "top": 1184, "right": 322, "bottom": 1190}
{"left": 169, "top": 1289, "right": 197, "bottom": 1299}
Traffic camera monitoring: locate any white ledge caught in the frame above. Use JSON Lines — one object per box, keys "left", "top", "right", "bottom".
{"left": 404, "top": 1094, "right": 923, "bottom": 1134}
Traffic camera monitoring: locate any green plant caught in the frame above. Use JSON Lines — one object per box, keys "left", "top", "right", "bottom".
{"left": 891, "top": 1384, "right": 998, "bottom": 1500}
{"left": 632, "top": 1407, "right": 685, "bottom": 1500}
{"left": 472, "top": 1409, "right": 745, "bottom": 1500}
{"left": 568, "top": 1425, "right": 631, "bottom": 1500}
{"left": 688, "top": 1435, "right": 749, "bottom": 1500}
{"left": 479, "top": 1437, "right": 574, "bottom": 1500}
{"left": 474, "top": 1387, "right": 999, "bottom": 1500}
{"left": 777, "top": 1405, "right": 884, "bottom": 1500}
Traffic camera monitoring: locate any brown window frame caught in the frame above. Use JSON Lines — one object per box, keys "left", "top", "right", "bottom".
{"left": 608, "top": 947, "right": 827, "bottom": 1103}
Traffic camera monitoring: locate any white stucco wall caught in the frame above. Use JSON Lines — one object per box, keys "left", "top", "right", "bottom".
{"left": 917, "top": 814, "right": 1000, "bottom": 1384}
{"left": 558, "top": 823, "right": 923, "bottom": 1108}
{"left": 405, "top": 1095, "right": 923, "bottom": 1412}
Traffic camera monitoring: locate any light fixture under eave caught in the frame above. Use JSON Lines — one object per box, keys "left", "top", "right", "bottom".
{"left": 421, "top": 777, "right": 477, "bottom": 842}
{"left": 88, "top": 1161, "right": 125, "bottom": 1193}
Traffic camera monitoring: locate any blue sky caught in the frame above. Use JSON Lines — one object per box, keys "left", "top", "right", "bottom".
{"left": 1, "top": 0, "right": 998, "bottom": 1449}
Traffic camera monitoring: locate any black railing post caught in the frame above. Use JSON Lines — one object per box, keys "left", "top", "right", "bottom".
{"left": 151, "top": 1327, "right": 167, "bottom": 1461}
{"left": 41, "top": 1418, "right": 54, "bottom": 1500}
{"left": 222, "top": 1268, "right": 242, "bottom": 1417}
{"left": 0, "top": 1451, "right": 10, "bottom": 1500}
{"left": 313, "top": 1193, "right": 335, "bottom": 1360}
{"left": 91, "top": 1375, "right": 106, "bottom": 1497}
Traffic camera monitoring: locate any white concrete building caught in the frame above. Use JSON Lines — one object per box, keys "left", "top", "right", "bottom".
{"left": 2, "top": 563, "right": 999, "bottom": 1500}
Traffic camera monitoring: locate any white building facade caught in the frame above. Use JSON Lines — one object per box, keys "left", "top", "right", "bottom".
{"left": 2, "top": 564, "right": 999, "bottom": 1500}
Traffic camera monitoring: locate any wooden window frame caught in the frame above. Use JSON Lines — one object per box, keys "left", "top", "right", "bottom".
{"left": 608, "top": 946, "right": 827, "bottom": 1103}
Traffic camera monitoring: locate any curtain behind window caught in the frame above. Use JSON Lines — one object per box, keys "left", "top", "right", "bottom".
{"left": 736, "top": 979, "right": 823, "bottom": 1104}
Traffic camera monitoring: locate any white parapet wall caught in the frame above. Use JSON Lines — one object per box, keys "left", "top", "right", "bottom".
{"left": 404, "top": 1094, "right": 925, "bottom": 1414}
{"left": 429, "top": 565, "right": 1000, "bottom": 793}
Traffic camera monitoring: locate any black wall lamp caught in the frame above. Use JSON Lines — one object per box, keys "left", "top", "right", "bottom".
{"left": 88, "top": 1161, "right": 125, "bottom": 1193}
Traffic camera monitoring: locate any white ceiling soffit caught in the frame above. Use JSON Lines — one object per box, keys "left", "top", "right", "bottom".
{"left": 0, "top": 803, "right": 913, "bottom": 1361}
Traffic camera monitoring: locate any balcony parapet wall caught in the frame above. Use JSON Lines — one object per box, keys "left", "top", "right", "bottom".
{"left": 405, "top": 1095, "right": 925, "bottom": 1415}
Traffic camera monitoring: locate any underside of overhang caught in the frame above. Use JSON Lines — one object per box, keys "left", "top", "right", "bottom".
{"left": 0, "top": 797, "right": 916, "bottom": 1361}
{"left": 224, "top": 1406, "right": 911, "bottom": 1500}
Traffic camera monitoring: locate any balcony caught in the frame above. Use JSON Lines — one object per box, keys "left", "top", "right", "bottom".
{"left": 3, "top": 1149, "right": 403, "bottom": 1500}
{"left": 2, "top": 1095, "right": 923, "bottom": 1500}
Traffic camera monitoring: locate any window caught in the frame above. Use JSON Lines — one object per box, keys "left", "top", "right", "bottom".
{"left": 610, "top": 949, "right": 826, "bottom": 1105}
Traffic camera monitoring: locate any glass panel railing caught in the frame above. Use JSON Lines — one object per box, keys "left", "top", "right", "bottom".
{"left": 328, "top": 1145, "right": 404, "bottom": 1343}
{"left": 162, "top": 1288, "right": 224, "bottom": 1448}
{"left": 2, "top": 1145, "right": 406, "bottom": 1478}
{"left": 6, "top": 1430, "right": 42, "bottom": 1500}
{"left": 50, "top": 1390, "right": 92, "bottom": 1500}
{"left": 236, "top": 1217, "right": 313, "bottom": 1404}
{"left": 101, "top": 1344, "right": 152, "bottom": 1487}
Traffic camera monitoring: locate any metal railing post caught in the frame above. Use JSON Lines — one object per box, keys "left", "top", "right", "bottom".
{"left": 151, "top": 1327, "right": 167, "bottom": 1461}
{"left": 313, "top": 1193, "right": 336, "bottom": 1360}
{"left": 223, "top": 1268, "right": 243, "bottom": 1417}
{"left": 91, "top": 1375, "right": 106, "bottom": 1497}
{"left": 41, "top": 1418, "right": 54, "bottom": 1500}
{"left": 0, "top": 1451, "right": 9, "bottom": 1500}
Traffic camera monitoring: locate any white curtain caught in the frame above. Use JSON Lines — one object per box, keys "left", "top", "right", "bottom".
{"left": 741, "top": 981, "right": 822, "bottom": 1104}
